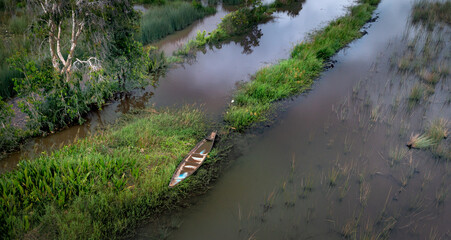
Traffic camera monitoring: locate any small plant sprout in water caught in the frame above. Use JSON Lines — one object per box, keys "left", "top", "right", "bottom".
{"left": 359, "top": 179, "right": 371, "bottom": 207}
{"left": 388, "top": 146, "right": 407, "bottom": 167}
{"left": 328, "top": 166, "right": 340, "bottom": 187}
{"left": 299, "top": 175, "right": 314, "bottom": 199}
{"left": 343, "top": 135, "right": 353, "bottom": 155}
{"left": 370, "top": 105, "right": 381, "bottom": 122}
{"left": 435, "top": 184, "right": 448, "bottom": 207}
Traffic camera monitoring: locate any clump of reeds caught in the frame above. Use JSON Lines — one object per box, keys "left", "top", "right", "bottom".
{"left": 407, "top": 84, "right": 424, "bottom": 105}
{"left": 426, "top": 118, "right": 448, "bottom": 143}
{"left": 407, "top": 133, "right": 434, "bottom": 149}
{"left": 418, "top": 68, "right": 439, "bottom": 85}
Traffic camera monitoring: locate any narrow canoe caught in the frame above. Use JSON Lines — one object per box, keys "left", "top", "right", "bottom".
{"left": 169, "top": 131, "right": 217, "bottom": 188}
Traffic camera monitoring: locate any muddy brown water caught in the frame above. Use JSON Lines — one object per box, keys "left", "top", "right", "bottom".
{"left": 1, "top": 0, "right": 351, "bottom": 171}
{"left": 2, "top": 0, "right": 450, "bottom": 238}
{"left": 134, "top": 0, "right": 451, "bottom": 239}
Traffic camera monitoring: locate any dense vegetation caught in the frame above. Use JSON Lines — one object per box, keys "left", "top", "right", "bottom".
{"left": 140, "top": 1, "right": 216, "bottom": 45}
{"left": 0, "top": 107, "right": 222, "bottom": 239}
{"left": 0, "top": 0, "right": 190, "bottom": 153}
{"left": 224, "top": 0, "right": 381, "bottom": 130}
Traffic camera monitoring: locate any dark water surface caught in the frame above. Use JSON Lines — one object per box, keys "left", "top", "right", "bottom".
{"left": 1, "top": 0, "right": 351, "bottom": 171}
{"left": 136, "top": 0, "right": 451, "bottom": 239}
{"left": 3, "top": 0, "right": 450, "bottom": 238}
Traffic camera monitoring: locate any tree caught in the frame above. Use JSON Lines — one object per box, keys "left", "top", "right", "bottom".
{"left": 34, "top": 0, "right": 108, "bottom": 80}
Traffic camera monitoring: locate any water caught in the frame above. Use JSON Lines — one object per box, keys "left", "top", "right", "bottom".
{"left": 135, "top": 0, "right": 451, "bottom": 239}
{"left": 3, "top": 0, "right": 450, "bottom": 238}
{"left": 1, "top": 0, "right": 351, "bottom": 171}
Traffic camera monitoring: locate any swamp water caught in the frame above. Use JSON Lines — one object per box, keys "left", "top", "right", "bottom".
{"left": 135, "top": 0, "right": 451, "bottom": 239}
{"left": 1, "top": 0, "right": 449, "bottom": 239}
{"left": 1, "top": 0, "right": 351, "bottom": 170}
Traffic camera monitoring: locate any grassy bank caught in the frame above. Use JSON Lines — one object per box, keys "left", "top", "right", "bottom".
{"left": 140, "top": 1, "right": 216, "bottom": 45}
{"left": 0, "top": 106, "right": 222, "bottom": 239}
{"left": 224, "top": 0, "right": 381, "bottom": 131}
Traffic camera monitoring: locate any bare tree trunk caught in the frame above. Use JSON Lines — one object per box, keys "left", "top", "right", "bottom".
{"left": 48, "top": 20, "right": 60, "bottom": 72}
{"left": 60, "top": 10, "right": 84, "bottom": 81}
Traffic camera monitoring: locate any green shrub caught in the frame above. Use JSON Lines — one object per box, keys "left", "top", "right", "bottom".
{"left": 0, "top": 96, "right": 22, "bottom": 151}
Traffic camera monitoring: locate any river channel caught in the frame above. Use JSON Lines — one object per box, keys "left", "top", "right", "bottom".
{"left": 2, "top": 0, "right": 450, "bottom": 239}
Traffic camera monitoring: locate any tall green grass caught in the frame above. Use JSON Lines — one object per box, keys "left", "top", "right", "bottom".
{"left": 140, "top": 1, "right": 216, "bottom": 45}
{"left": 224, "top": 0, "right": 381, "bottom": 131}
{"left": 0, "top": 107, "right": 220, "bottom": 239}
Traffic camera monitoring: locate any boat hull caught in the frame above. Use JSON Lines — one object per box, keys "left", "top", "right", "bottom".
{"left": 168, "top": 131, "right": 217, "bottom": 188}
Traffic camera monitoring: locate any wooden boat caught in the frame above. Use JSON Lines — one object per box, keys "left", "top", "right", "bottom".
{"left": 169, "top": 131, "right": 217, "bottom": 188}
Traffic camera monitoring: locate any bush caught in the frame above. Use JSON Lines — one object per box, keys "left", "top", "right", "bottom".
{"left": 0, "top": 96, "right": 21, "bottom": 151}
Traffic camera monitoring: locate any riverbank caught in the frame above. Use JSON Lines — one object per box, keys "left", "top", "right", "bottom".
{"left": 0, "top": 106, "right": 229, "bottom": 239}
{"left": 224, "top": 0, "right": 381, "bottom": 131}
{"left": 0, "top": 1, "right": 219, "bottom": 155}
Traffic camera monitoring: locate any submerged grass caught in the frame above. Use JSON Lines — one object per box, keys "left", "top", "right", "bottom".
{"left": 412, "top": 1, "right": 451, "bottom": 29}
{"left": 140, "top": 1, "right": 216, "bottom": 45}
{"left": 224, "top": 0, "right": 381, "bottom": 131}
{"left": 0, "top": 106, "right": 221, "bottom": 239}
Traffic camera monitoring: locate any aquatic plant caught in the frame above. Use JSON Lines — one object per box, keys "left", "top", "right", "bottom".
{"left": 407, "top": 133, "right": 434, "bottom": 149}
{"left": 411, "top": 0, "right": 451, "bottom": 29}
{"left": 388, "top": 146, "right": 407, "bottom": 167}
{"left": 426, "top": 118, "right": 448, "bottom": 143}
{"left": 407, "top": 84, "right": 424, "bottom": 105}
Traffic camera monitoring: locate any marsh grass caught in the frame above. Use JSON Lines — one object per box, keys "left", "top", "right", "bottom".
{"left": 224, "top": 0, "right": 381, "bottom": 130}
{"left": 388, "top": 146, "right": 407, "bottom": 167}
{"left": 412, "top": 1, "right": 451, "bottom": 29}
{"left": 140, "top": 2, "right": 216, "bottom": 45}
{"left": 426, "top": 118, "right": 448, "bottom": 143}
{"left": 408, "top": 84, "right": 424, "bottom": 106}
{"left": 0, "top": 106, "right": 222, "bottom": 239}
{"left": 407, "top": 133, "right": 434, "bottom": 149}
